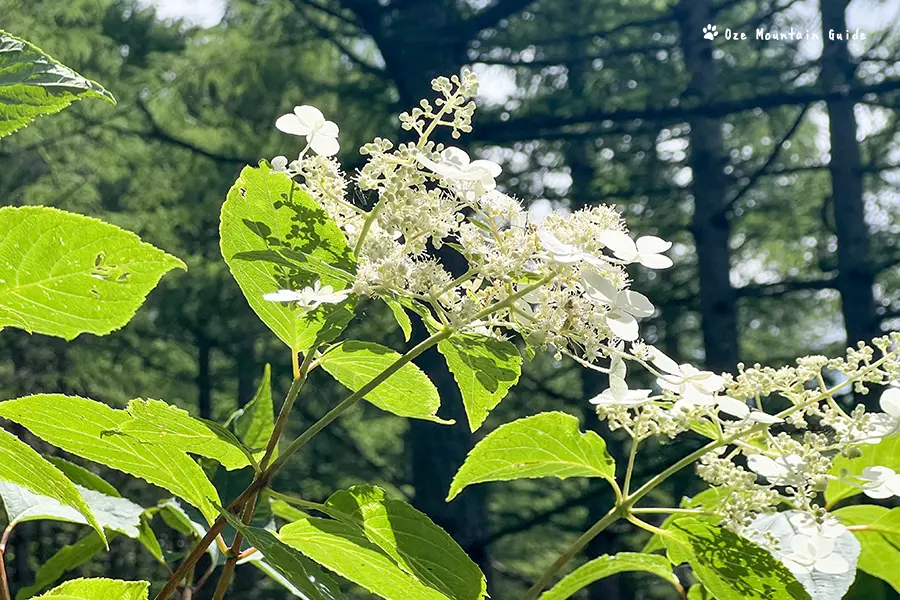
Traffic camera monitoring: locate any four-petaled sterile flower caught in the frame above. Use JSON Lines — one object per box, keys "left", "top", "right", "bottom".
{"left": 275, "top": 105, "right": 340, "bottom": 157}
{"left": 416, "top": 147, "right": 502, "bottom": 198}
{"left": 746, "top": 453, "right": 806, "bottom": 487}
{"left": 264, "top": 281, "right": 349, "bottom": 310}
{"left": 782, "top": 534, "right": 851, "bottom": 574}
{"left": 599, "top": 231, "right": 674, "bottom": 269}
{"left": 582, "top": 269, "right": 654, "bottom": 341}
{"left": 648, "top": 347, "right": 725, "bottom": 406}
{"left": 859, "top": 466, "right": 900, "bottom": 499}
{"left": 788, "top": 513, "right": 847, "bottom": 540}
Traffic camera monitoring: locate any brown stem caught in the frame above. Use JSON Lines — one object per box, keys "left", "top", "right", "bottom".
{"left": 0, "top": 524, "right": 14, "bottom": 600}
{"left": 210, "top": 490, "right": 260, "bottom": 600}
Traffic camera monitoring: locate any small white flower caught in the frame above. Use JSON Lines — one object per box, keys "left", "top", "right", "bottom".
{"left": 859, "top": 466, "right": 900, "bottom": 499}
{"left": 716, "top": 395, "right": 750, "bottom": 419}
{"left": 416, "top": 147, "right": 501, "bottom": 198}
{"left": 263, "top": 281, "right": 349, "bottom": 310}
{"left": 538, "top": 230, "right": 596, "bottom": 265}
{"left": 782, "top": 534, "right": 850, "bottom": 574}
{"left": 746, "top": 453, "right": 806, "bottom": 487}
{"left": 271, "top": 156, "right": 289, "bottom": 172}
{"left": 582, "top": 270, "right": 654, "bottom": 341}
{"left": 647, "top": 347, "right": 725, "bottom": 405}
{"left": 598, "top": 231, "right": 673, "bottom": 269}
{"left": 275, "top": 105, "right": 340, "bottom": 157}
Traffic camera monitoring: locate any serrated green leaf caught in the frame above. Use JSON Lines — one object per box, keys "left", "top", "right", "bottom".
{"left": 539, "top": 553, "right": 679, "bottom": 600}
{"left": 448, "top": 411, "right": 615, "bottom": 500}
{"left": 0, "top": 31, "right": 115, "bottom": 139}
{"left": 437, "top": 333, "right": 522, "bottom": 431}
{"left": 113, "top": 399, "right": 252, "bottom": 471}
{"left": 642, "top": 487, "right": 727, "bottom": 553}
{"left": 234, "top": 364, "right": 275, "bottom": 459}
{"left": 220, "top": 509, "right": 346, "bottom": 600}
{"left": 221, "top": 165, "right": 357, "bottom": 351}
{"left": 0, "top": 427, "right": 104, "bottom": 542}
{"left": 385, "top": 299, "right": 413, "bottom": 341}
{"left": 0, "top": 206, "right": 185, "bottom": 340}
{"left": 834, "top": 505, "right": 900, "bottom": 592}
{"left": 325, "top": 485, "right": 486, "bottom": 600}
{"left": 280, "top": 518, "right": 448, "bottom": 600}
{"left": 47, "top": 458, "right": 121, "bottom": 498}
{"left": 37, "top": 578, "right": 148, "bottom": 600}
{"left": 0, "top": 395, "right": 220, "bottom": 523}
{"left": 319, "top": 340, "right": 452, "bottom": 424}
{"left": 826, "top": 436, "right": 900, "bottom": 506}
{"left": 663, "top": 519, "right": 810, "bottom": 600}
{"left": 16, "top": 533, "right": 110, "bottom": 600}
{"left": 0, "top": 480, "right": 143, "bottom": 537}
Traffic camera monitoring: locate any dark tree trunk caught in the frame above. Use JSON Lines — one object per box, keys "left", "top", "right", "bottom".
{"left": 236, "top": 342, "right": 257, "bottom": 408}
{"left": 820, "top": 0, "right": 879, "bottom": 348}
{"left": 676, "top": 0, "right": 739, "bottom": 372}
{"left": 196, "top": 333, "right": 212, "bottom": 420}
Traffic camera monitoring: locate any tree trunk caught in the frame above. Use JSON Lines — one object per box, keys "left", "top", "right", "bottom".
{"left": 676, "top": 0, "right": 739, "bottom": 372}
{"left": 820, "top": 0, "right": 879, "bottom": 349}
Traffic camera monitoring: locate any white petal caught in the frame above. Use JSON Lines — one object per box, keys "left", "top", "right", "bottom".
{"left": 639, "top": 253, "right": 674, "bottom": 269}
{"left": 747, "top": 411, "right": 783, "bottom": 424}
{"left": 293, "top": 105, "right": 325, "bottom": 129}
{"left": 636, "top": 235, "right": 672, "bottom": 254}
{"left": 606, "top": 311, "right": 639, "bottom": 341}
{"left": 441, "top": 147, "right": 470, "bottom": 167}
{"left": 469, "top": 159, "right": 502, "bottom": 177}
{"left": 815, "top": 553, "right": 850, "bottom": 574}
{"left": 621, "top": 290, "right": 655, "bottom": 317}
{"left": 271, "top": 156, "right": 288, "bottom": 171}
{"left": 318, "top": 120, "right": 339, "bottom": 138}
{"left": 879, "top": 388, "right": 900, "bottom": 418}
{"left": 747, "top": 455, "right": 781, "bottom": 479}
{"left": 718, "top": 396, "right": 750, "bottom": 418}
{"left": 647, "top": 346, "right": 682, "bottom": 376}
{"left": 598, "top": 230, "right": 638, "bottom": 260}
{"left": 264, "top": 290, "right": 303, "bottom": 302}
{"left": 275, "top": 113, "right": 308, "bottom": 136}
{"left": 310, "top": 134, "right": 340, "bottom": 157}
{"left": 583, "top": 270, "right": 618, "bottom": 304}
{"left": 863, "top": 485, "right": 894, "bottom": 499}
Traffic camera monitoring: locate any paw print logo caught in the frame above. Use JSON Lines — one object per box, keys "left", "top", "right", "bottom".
{"left": 703, "top": 24, "right": 718, "bottom": 40}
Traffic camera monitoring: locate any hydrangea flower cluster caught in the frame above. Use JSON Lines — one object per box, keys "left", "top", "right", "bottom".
{"left": 266, "top": 71, "right": 900, "bottom": 580}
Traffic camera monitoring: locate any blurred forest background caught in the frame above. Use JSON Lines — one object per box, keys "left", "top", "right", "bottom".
{"left": 2, "top": 0, "right": 900, "bottom": 597}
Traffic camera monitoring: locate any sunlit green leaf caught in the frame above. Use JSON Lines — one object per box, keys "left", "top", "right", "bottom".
{"left": 826, "top": 436, "right": 900, "bottom": 506}
{"left": 318, "top": 340, "right": 452, "bottom": 423}
{"left": 0, "top": 427, "right": 104, "bottom": 541}
{"left": 448, "top": 411, "right": 615, "bottom": 500}
{"left": 834, "top": 505, "right": 900, "bottom": 592}
{"left": 0, "top": 395, "right": 220, "bottom": 523}
{"left": 36, "top": 578, "right": 148, "bottom": 600}
{"left": 234, "top": 364, "right": 275, "bottom": 459}
{"left": 220, "top": 165, "right": 356, "bottom": 351}
{"left": 16, "top": 533, "right": 110, "bottom": 600}
{"left": 0, "top": 206, "right": 184, "bottom": 340}
{"left": 0, "top": 31, "right": 115, "bottom": 139}
{"left": 539, "top": 553, "right": 679, "bottom": 600}
{"left": 437, "top": 332, "right": 521, "bottom": 431}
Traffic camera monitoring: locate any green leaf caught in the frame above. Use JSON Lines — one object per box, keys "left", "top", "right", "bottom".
{"left": 221, "top": 165, "right": 357, "bottom": 351}
{"left": 157, "top": 498, "right": 223, "bottom": 565}
{"left": 743, "top": 510, "right": 859, "bottom": 600}
{"left": 234, "top": 364, "right": 275, "bottom": 458}
{"left": 0, "top": 480, "right": 143, "bottom": 537}
{"left": 0, "top": 395, "right": 220, "bottom": 523}
{"left": 834, "top": 505, "right": 900, "bottom": 592}
{"left": 114, "top": 399, "right": 252, "bottom": 471}
{"left": 37, "top": 578, "right": 148, "bottom": 600}
{"left": 437, "top": 333, "right": 522, "bottom": 431}
{"left": 385, "top": 299, "right": 413, "bottom": 341}
{"left": 325, "top": 485, "right": 486, "bottom": 600}
{"left": 47, "top": 458, "right": 121, "bottom": 498}
{"left": 0, "top": 31, "right": 115, "bottom": 139}
{"left": 642, "top": 487, "right": 727, "bottom": 553}
{"left": 280, "top": 518, "right": 448, "bottom": 600}
{"left": 826, "top": 436, "right": 900, "bottom": 506}
{"left": 663, "top": 519, "right": 810, "bottom": 600}
{"left": 448, "top": 412, "right": 615, "bottom": 501}
{"left": 318, "top": 340, "right": 452, "bottom": 424}
{"left": 0, "top": 206, "right": 185, "bottom": 340}
{"left": 0, "top": 427, "right": 104, "bottom": 541}
{"left": 539, "top": 553, "right": 679, "bottom": 600}
{"left": 220, "top": 509, "right": 346, "bottom": 600}
{"left": 16, "top": 533, "right": 110, "bottom": 600}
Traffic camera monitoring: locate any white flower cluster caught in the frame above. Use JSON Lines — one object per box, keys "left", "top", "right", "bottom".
{"left": 266, "top": 71, "right": 673, "bottom": 368}
{"left": 263, "top": 72, "right": 900, "bottom": 581}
